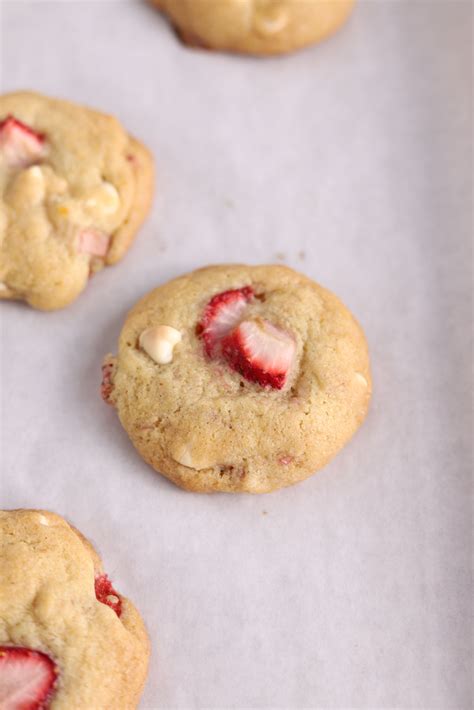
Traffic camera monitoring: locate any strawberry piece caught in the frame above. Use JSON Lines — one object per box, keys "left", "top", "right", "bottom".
{"left": 78, "top": 229, "right": 110, "bottom": 258}
{"left": 94, "top": 574, "right": 122, "bottom": 617}
{"left": 0, "top": 116, "right": 46, "bottom": 169}
{"left": 100, "top": 359, "right": 115, "bottom": 405}
{"left": 0, "top": 646, "right": 58, "bottom": 710}
{"left": 197, "top": 286, "right": 254, "bottom": 356}
{"left": 221, "top": 318, "right": 295, "bottom": 389}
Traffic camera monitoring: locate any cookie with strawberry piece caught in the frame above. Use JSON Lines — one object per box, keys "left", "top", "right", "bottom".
{"left": 0, "top": 509, "right": 150, "bottom": 708}
{"left": 102, "top": 264, "right": 371, "bottom": 493}
{"left": 0, "top": 91, "right": 154, "bottom": 310}
{"left": 151, "top": 0, "right": 355, "bottom": 56}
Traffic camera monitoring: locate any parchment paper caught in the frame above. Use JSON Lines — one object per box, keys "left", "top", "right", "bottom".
{"left": 0, "top": 1, "right": 472, "bottom": 708}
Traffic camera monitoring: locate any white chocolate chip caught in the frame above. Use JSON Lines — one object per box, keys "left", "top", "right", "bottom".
{"left": 173, "top": 443, "right": 195, "bottom": 469}
{"left": 36, "top": 514, "right": 51, "bottom": 526}
{"left": 106, "top": 594, "right": 119, "bottom": 604}
{"left": 5, "top": 165, "right": 46, "bottom": 207}
{"left": 28, "top": 165, "right": 43, "bottom": 180}
{"left": 0, "top": 282, "right": 8, "bottom": 292}
{"left": 85, "top": 182, "right": 120, "bottom": 215}
{"left": 139, "top": 325, "right": 182, "bottom": 365}
{"left": 254, "top": 5, "right": 288, "bottom": 36}
{"left": 171, "top": 442, "right": 216, "bottom": 470}
{"left": 354, "top": 372, "right": 368, "bottom": 387}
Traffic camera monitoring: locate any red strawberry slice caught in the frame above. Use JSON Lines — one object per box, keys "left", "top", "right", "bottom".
{"left": 94, "top": 574, "right": 122, "bottom": 617}
{"left": 78, "top": 229, "right": 110, "bottom": 258}
{"left": 0, "top": 116, "right": 46, "bottom": 168}
{"left": 0, "top": 646, "right": 58, "bottom": 710}
{"left": 197, "top": 286, "right": 254, "bottom": 356}
{"left": 221, "top": 318, "right": 295, "bottom": 389}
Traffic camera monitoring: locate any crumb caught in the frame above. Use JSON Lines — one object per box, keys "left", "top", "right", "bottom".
{"left": 298, "top": 250, "right": 306, "bottom": 261}
{"left": 275, "top": 252, "right": 285, "bottom": 262}
{"left": 262, "top": 510, "right": 268, "bottom": 516}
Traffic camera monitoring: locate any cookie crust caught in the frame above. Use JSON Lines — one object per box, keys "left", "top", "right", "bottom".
{"left": 152, "top": 0, "right": 355, "bottom": 56}
{"left": 0, "top": 92, "right": 154, "bottom": 310}
{"left": 0, "top": 509, "right": 150, "bottom": 708}
{"left": 103, "top": 264, "right": 372, "bottom": 493}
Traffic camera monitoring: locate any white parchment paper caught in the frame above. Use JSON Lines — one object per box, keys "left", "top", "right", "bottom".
{"left": 0, "top": 1, "right": 472, "bottom": 708}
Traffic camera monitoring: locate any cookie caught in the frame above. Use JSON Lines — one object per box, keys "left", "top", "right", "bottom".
{"left": 102, "top": 264, "right": 371, "bottom": 493}
{"left": 0, "top": 509, "right": 150, "bottom": 708}
{"left": 152, "top": 0, "right": 355, "bottom": 56}
{"left": 0, "top": 92, "right": 154, "bottom": 310}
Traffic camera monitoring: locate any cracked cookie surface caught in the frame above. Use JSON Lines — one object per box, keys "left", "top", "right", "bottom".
{"left": 152, "top": 0, "right": 355, "bottom": 56}
{"left": 0, "top": 92, "right": 154, "bottom": 310}
{"left": 0, "top": 509, "right": 150, "bottom": 708}
{"left": 102, "top": 264, "right": 371, "bottom": 493}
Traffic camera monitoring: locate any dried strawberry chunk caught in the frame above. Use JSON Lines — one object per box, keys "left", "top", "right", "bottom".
{"left": 221, "top": 318, "right": 295, "bottom": 389}
{"left": 197, "top": 286, "right": 254, "bottom": 357}
{"left": 0, "top": 646, "right": 58, "bottom": 710}
{"left": 0, "top": 115, "right": 46, "bottom": 168}
{"left": 94, "top": 574, "right": 122, "bottom": 617}
{"left": 78, "top": 229, "right": 110, "bottom": 258}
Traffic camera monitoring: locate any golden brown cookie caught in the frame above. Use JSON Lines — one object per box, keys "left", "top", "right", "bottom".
{"left": 0, "top": 509, "right": 150, "bottom": 708}
{"left": 0, "top": 92, "right": 154, "bottom": 310}
{"left": 101, "top": 264, "right": 371, "bottom": 493}
{"left": 152, "top": 0, "right": 355, "bottom": 56}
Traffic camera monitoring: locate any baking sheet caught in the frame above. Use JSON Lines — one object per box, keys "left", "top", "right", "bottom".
{"left": 0, "top": 1, "right": 472, "bottom": 708}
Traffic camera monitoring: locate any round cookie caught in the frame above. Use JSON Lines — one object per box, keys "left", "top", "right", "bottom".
{"left": 152, "top": 0, "right": 355, "bottom": 56}
{"left": 102, "top": 264, "right": 371, "bottom": 493}
{"left": 0, "top": 509, "right": 150, "bottom": 708}
{"left": 0, "top": 92, "right": 154, "bottom": 310}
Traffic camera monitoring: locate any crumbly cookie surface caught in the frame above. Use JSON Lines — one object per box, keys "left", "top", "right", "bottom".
{"left": 0, "top": 509, "right": 150, "bottom": 708}
{"left": 152, "top": 0, "right": 355, "bottom": 56}
{"left": 103, "top": 264, "right": 371, "bottom": 493}
{"left": 0, "top": 92, "right": 154, "bottom": 310}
